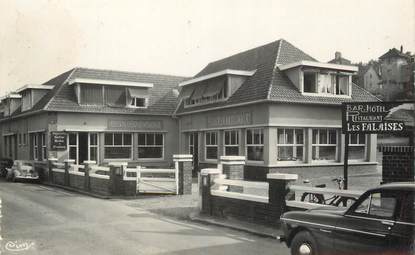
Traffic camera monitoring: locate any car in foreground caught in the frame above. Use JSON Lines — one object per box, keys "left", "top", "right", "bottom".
{"left": 279, "top": 182, "right": 414, "bottom": 255}
{"left": 6, "top": 160, "right": 39, "bottom": 182}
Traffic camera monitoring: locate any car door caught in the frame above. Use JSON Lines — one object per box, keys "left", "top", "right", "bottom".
{"left": 388, "top": 191, "right": 415, "bottom": 255}
{"left": 333, "top": 189, "right": 398, "bottom": 255}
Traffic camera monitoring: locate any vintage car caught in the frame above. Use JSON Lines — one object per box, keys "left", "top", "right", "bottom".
{"left": 6, "top": 160, "right": 39, "bottom": 182}
{"left": 279, "top": 182, "right": 414, "bottom": 255}
{"left": 0, "top": 158, "right": 13, "bottom": 177}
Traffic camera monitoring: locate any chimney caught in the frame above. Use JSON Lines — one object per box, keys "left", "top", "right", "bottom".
{"left": 335, "top": 51, "right": 342, "bottom": 60}
{"left": 400, "top": 45, "right": 403, "bottom": 53}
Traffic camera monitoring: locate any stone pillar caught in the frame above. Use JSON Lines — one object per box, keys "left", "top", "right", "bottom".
{"left": 200, "top": 168, "right": 222, "bottom": 215}
{"left": 220, "top": 156, "right": 245, "bottom": 192}
{"left": 109, "top": 162, "right": 127, "bottom": 196}
{"left": 173, "top": 154, "right": 193, "bottom": 195}
{"left": 48, "top": 158, "right": 58, "bottom": 184}
{"left": 64, "top": 159, "right": 75, "bottom": 186}
{"left": 83, "top": 160, "right": 96, "bottom": 191}
{"left": 267, "top": 173, "right": 298, "bottom": 225}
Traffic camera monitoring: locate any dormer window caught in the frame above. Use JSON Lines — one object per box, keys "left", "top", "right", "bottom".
{"left": 280, "top": 61, "right": 357, "bottom": 98}
{"left": 130, "top": 97, "right": 146, "bottom": 108}
{"left": 179, "top": 69, "right": 255, "bottom": 107}
{"left": 69, "top": 78, "right": 152, "bottom": 109}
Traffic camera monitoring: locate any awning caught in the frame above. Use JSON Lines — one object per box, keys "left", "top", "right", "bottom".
{"left": 203, "top": 81, "right": 224, "bottom": 97}
{"left": 128, "top": 88, "right": 149, "bottom": 98}
{"left": 191, "top": 85, "right": 206, "bottom": 100}
{"left": 179, "top": 86, "right": 194, "bottom": 99}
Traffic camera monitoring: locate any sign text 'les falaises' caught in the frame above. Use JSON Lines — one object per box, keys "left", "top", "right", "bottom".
{"left": 342, "top": 102, "right": 413, "bottom": 134}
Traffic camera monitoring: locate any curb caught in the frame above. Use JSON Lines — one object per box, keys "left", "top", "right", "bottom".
{"left": 188, "top": 212, "right": 279, "bottom": 239}
{"left": 41, "top": 182, "right": 111, "bottom": 199}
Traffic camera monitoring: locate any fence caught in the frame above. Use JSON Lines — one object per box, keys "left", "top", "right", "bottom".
{"left": 46, "top": 154, "right": 193, "bottom": 197}
{"left": 200, "top": 156, "right": 365, "bottom": 226}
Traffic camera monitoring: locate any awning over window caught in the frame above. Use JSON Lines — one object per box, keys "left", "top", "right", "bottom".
{"left": 203, "top": 81, "right": 224, "bottom": 97}
{"left": 179, "top": 86, "right": 194, "bottom": 99}
{"left": 128, "top": 87, "right": 149, "bottom": 98}
{"left": 191, "top": 85, "right": 206, "bottom": 100}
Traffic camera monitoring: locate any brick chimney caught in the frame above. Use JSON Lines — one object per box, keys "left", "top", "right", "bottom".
{"left": 400, "top": 45, "right": 403, "bottom": 53}
{"left": 335, "top": 51, "right": 342, "bottom": 60}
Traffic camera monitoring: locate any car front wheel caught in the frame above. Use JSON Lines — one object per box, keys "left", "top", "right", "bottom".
{"left": 291, "top": 231, "right": 319, "bottom": 255}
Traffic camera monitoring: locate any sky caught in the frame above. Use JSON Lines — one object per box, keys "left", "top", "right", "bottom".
{"left": 0, "top": 0, "right": 414, "bottom": 97}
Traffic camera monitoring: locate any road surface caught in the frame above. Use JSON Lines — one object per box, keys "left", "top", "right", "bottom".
{"left": 0, "top": 180, "right": 289, "bottom": 255}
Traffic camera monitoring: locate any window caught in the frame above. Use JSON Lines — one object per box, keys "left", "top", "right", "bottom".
{"left": 80, "top": 84, "right": 103, "bottom": 105}
{"left": 205, "top": 132, "right": 218, "bottom": 160}
{"left": 18, "top": 133, "right": 22, "bottom": 146}
{"left": 246, "top": 129, "right": 264, "bottom": 161}
{"left": 69, "top": 133, "right": 78, "bottom": 162}
{"left": 23, "top": 133, "right": 27, "bottom": 146}
{"left": 33, "top": 134, "right": 39, "bottom": 160}
{"left": 189, "top": 133, "right": 195, "bottom": 155}
{"left": 130, "top": 97, "right": 146, "bottom": 108}
{"left": 41, "top": 133, "right": 47, "bottom": 160}
{"left": 104, "top": 133, "right": 132, "bottom": 159}
{"left": 138, "top": 133, "right": 163, "bottom": 159}
{"left": 105, "top": 86, "right": 126, "bottom": 106}
{"left": 348, "top": 134, "right": 366, "bottom": 161}
{"left": 89, "top": 133, "right": 98, "bottom": 162}
{"left": 312, "top": 129, "right": 338, "bottom": 161}
{"left": 184, "top": 78, "right": 227, "bottom": 106}
{"left": 224, "top": 130, "right": 239, "bottom": 156}
{"left": 277, "top": 128, "right": 304, "bottom": 162}
{"left": 303, "top": 71, "right": 350, "bottom": 96}
{"left": 353, "top": 191, "right": 397, "bottom": 219}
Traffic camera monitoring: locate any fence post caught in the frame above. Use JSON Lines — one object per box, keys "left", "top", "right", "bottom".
{"left": 48, "top": 158, "right": 58, "bottom": 184}
{"left": 173, "top": 154, "right": 193, "bottom": 195}
{"left": 83, "top": 160, "right": 96, "bottom": 191}
{"left": 220, "top": 156, "right": 245, "bottom": 192}
{"left": 109, "top": 162, "right": 127, "bottom": 196}
{"left": 64, "top": 159, "right": 75, "bottom": 186}
{"left": 200, "top": 168, "right": 222, "bottom": 215}
{"left": 267, "top": 173, "right": 298, "bottom": 225}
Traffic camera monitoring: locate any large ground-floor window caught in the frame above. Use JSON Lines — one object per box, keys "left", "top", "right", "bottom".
{"left": 277, "top": 128, "right": 304, "bottom": 162}
{"left": 349, "top": 134, "right": 366, "bottom": 161}
{"left": 138, "top": 133, "right": 163, "bottom": 159}
{"left": 312, "top": 128, "right": 338, "bottom": 161}
{"left": 205, "top": 131, "right": 218, "bottom": 160}
{"left": 224, "top": 130, "right": 239, "bottom": 156}
{"left": 246, "top": 128, "right": 264, "bottom": 161}
{"left": 104, "top": 133, "right": 132, "bottom": 159}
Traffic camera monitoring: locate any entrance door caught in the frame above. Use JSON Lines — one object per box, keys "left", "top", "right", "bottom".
{"left": 78, "top": 132, "right": 88, "bottom": 164}
{"left": 189, "top": 132, "right": 199, "bottom": 176}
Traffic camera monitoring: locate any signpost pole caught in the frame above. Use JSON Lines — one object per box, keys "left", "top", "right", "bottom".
{"left": 343, "top": 133, "right": 349, "bottom": 190}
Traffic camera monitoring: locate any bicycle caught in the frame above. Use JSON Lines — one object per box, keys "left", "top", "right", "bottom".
{"left": 300, "top": 177, "right": 357, "bottom": 207}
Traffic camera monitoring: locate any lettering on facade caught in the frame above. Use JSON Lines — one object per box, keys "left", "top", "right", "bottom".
{"left": 207, "top": 112, "right": 252, "bottom": 128}
{"left": 108, "top": 119, "right": 163, "bottom": 130}
{"left": 51, "top": 132, "right": 67, "bottom": 150}
{"left": 342, "top": 102, "right": 413, "bottom": 133}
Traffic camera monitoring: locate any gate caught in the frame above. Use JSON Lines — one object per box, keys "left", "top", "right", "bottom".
{"left": 124, "top": 165, "right": 179, "bottom": 194}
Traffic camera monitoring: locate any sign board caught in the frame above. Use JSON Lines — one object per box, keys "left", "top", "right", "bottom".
{"left": 108, "top": 119, "right": 163, "bottom": 130}
{"left": 51, "top": 132, "right": 67, "bottom": 150}
{"left": 342, "top": 101, "right": 414, "bottom": 134}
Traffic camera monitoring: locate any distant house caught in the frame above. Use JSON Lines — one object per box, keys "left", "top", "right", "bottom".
{"left": 328, "top": 51, "right": 352, "bottom": 65}
{"left": 379, "top": 46, "right": 413, "bottom": 101}
{"left": 359, "top": 62, "right": 382, "bottom": 97}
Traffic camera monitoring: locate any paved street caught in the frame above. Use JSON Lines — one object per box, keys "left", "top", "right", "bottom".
{"left": 0, "top": 180, "right": 288, "bottom": 255}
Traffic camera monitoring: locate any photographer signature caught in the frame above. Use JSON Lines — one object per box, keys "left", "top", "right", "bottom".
{"left": 4, "top": 240, "right": 35, "bottom": 252}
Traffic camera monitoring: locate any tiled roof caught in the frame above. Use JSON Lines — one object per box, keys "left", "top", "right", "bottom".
{"left": 44, "top": 68, "right": 186, "bottom": 115}
{"left": 328, "top": 57, "right": 352, "bottom": 65}
{"left": 379, "top": 48, "right": 411, "bottom": 60}
{"left": 3, "top": 68, "right": 187, "bottom": 119}
{"left": 176, "top": 39, "right": 379, "bottom": 115}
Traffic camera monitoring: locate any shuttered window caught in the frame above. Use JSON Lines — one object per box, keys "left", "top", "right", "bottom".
{"left": 105, "top": 86, "right": 126, "bottom": 106}
{"left": 80, "top": 84, "right": 103, "bottom": 105}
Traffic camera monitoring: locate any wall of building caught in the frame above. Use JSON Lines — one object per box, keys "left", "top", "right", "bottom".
{"left": 54, "top": 112, "right": 178, "bottom": 165}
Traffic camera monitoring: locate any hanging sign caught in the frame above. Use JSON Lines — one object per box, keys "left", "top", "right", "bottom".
{"left": 342, "top": 101, "right": 413, "bottom": 134}
{"left": 51, "top": 132, "right": 67, "bottom": 150}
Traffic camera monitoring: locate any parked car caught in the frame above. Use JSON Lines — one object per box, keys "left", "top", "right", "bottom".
{"left": 279, "top": 182, "right": 415, "bottom": 255}
{"left": 0, "top": 158, "right": 13, "bottom": 177}
{"left": 6, "top": 160, "right": 39, "bottom": 182}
